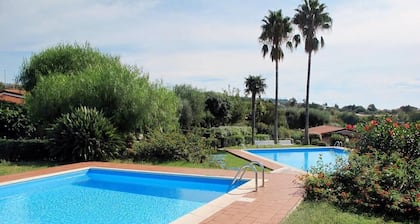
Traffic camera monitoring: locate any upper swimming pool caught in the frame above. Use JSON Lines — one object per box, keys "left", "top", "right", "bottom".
{"left": 0, "top": 168, "right": 247, "bottom": 224}
{"left": 247, "top": 147, "right": 349, "bottom": 171}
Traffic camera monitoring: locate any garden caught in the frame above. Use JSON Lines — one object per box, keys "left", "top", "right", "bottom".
{"left": 0, "top": 43, "right": 419, "bottom": 223}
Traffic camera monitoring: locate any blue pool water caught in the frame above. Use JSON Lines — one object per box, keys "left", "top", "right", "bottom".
{"left": 0, "top": 168, "right": 247, "bottom": 224}
{"left": 247, "top": 147, "right": 349, "bottom": 171}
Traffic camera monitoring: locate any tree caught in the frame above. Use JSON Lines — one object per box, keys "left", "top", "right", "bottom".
{"left": 367, "top": 104, "right": 377, "bottom": 113}
{"left": 18, "top": 43, "right": 119, "bottom": 91}
{"left": 259, "top": 10, "right": 293, "bottom": 144}
{"left": 204, "top": 93, "right": 231, "bottom": 127}
{"left": 174, "top": 84, "right": 206, "bottom": 127}
{"left": 25, "top": 47, "right": 179, "bottom": 133}
{"left": 292, "top": 0, "right": 332, "bottom": 144}
{"left": 244, "top": 75, "right": 267, "bottom": 145}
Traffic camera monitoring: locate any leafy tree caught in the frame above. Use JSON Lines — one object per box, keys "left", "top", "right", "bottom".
{"left": 342, "top": 104, "right": 366, "bottom": 113}
{"left": 26, "top": 59, "right": 179, "bottom": 133}
{"left": 338, "top": 112, "right": 359, "bottom": 125}
{"left": 244, "top": 75, "right": 267, "bottom": 144}
{"left": 204, "top": 93, "right": 231, "bottom": 127}
{"left": 292, "top": 0, "right": 332, "bottom": 144}
{"left": 145, "top": 82, "right": 180, "bottom": 132}
{"left": 367, "top": 104, "right": 377, "bottom": 112}
{"left": 18, "top": 43, "right": 119, "bottom": 91}
{"left": 259, "top": 9, "right": 293, "bottom": 144}
{"left": 223, "top": 87, "right": 247, "bottom": 125}
{"left": 287, "top": 97, "right": 297, "bottom": 107}
{"left": 174, "top": 84, "right": 206, "bottom": 127}
{"left": 179, "top": 99, "right": 193, "bottom": 130}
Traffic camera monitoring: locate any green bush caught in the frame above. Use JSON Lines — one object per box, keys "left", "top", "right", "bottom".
{"left": 0, "top": 104, "right": 35, "bottom": 139}
{"left": 18, "top": 43, "right": 120, "bottom": 91}
{"left": 24, "top": 43, "right": 180, "bottom": 133}
{"left": 202, "top": 126, "right": 251, "bottom": 147}
{"left": 302, "top": 118, "right": 420, "bottom": 221}
{"left": 134, "top": 130, "right": 212, "bottom": 163}
{"left": 0, "top": 139, "right": 49, "bottom": 161}
{"left": 255, "top": 134, "right": 271, "bottom": 140}
{"left": 291, "top": 132, "right": 303, "bottom": 144}
{"left": 357, "top": 118, "right": 419, "bottom": 159}
{"left": 48, "top": 106, "right": 123, "bottom": 162}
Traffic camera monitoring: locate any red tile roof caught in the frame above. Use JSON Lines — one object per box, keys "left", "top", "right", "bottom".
{"left": 0, "top": 89, "right": 26, "bottom": 104}
{"left": 308, "top": 125, "right": 345, "bottom": 135}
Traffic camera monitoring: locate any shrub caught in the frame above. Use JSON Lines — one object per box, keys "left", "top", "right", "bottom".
{"left": 357, "top": 118, "right": 419, "bottom": 159}
{"left": 48, "top": 106, "right": 123, "bottom": 162}
{"left": 18, "top": 43, "right": 120, "bottom": 91}
{"left": 134, "top": 130, "right": 212, "bottom": 163}
{"left": 202, "top": 126, "right": 251, "bottom": 147}
{"left": 24, "top": 43, "right": 180, "bottom": 133}
{"left": 302, "top": 118, "right": 420, "bottom": 221}
{"left": 255, "top": 134, "right": 271, "bottom": 140}
{"left": 0, "top": 139, "right": 49, "bottom": 161}
{"left": 291, "top": 132, "right": 303, "bottom": 144}
{"left": 0, "top": 103, "right": 36, "bottom": 139}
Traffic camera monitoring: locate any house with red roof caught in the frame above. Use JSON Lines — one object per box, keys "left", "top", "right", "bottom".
{"left": 308, "top": 125, "right": 355, "bottom": 145}
{"left": 0, "top": 89, "right": 26, "bottom": 104}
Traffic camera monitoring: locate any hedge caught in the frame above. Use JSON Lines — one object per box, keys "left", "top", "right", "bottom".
{"left": 0, "top": 139, "right": 49, "bottom": 161}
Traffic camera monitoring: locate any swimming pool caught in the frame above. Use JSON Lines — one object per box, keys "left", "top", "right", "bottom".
{"left": 247, "top": 147, "right": 348, "bottom": 171}
{"left": 0, "top": 168, "right": 247, "bottom": 224}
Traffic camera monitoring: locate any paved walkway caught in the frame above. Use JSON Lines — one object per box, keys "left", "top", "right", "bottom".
{"left": 0, "top": 159, "right": 304, "bottom": 224}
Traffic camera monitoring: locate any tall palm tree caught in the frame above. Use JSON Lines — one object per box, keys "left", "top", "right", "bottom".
{"left": 245, "top": 75, "right": 267, "bottom": 145}
{"left": 292, "top": 0, "right": 332, "bottom": 144}
{"left": 259, "top": 10, "right": 292, "bottom": 144}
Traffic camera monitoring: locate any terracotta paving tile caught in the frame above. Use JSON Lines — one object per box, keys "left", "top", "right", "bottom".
{"left": 0, "top": 161, "right": 304, "bottom": 223}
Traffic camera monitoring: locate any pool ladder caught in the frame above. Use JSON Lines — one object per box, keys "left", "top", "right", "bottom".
{"left": 231, "top": 161, "right": 264, "bottom": 192}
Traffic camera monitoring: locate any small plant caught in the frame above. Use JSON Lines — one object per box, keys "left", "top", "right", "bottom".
{"left": 48, "top": 106, "right": 123, "bottom": 162}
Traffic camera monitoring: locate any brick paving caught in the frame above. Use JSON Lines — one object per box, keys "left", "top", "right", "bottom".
{"left": 0, "top": 158, "right": 304, "bottom": 224}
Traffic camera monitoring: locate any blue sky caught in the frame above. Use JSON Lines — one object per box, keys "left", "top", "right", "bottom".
{"left": 0, "top": 0, "right": 419, "bottom": 109}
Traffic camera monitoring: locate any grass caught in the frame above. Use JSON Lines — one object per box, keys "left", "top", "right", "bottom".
{"left": 113, "top": 151, "right": 263, "bottom": 171}
{"left": 281, "top": 201, "right": 401, "bottom": 224}
{"left": 0, "top": 160, "right": 57, "bottom": 176}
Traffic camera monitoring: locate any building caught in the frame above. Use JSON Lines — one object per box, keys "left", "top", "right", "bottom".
{"left": 0, "top": 89, "right": 26, "bottom": 104}
{"left": 308, "top": 125, "right": 355, "bottom": 145}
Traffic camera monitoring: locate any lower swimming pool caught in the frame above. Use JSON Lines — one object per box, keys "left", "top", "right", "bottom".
{"left": 247, "top": 147, "right": 349, "bottom": 171}
{"left": 0, "top": 168, "right": 247, "bottom": 224}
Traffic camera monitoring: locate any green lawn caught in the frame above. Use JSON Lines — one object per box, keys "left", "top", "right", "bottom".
{"left": 0, "top": 160, "right": 56, "bottom": 176}
{"left": 282, "top": 201, "right": 400, "bottom": 224}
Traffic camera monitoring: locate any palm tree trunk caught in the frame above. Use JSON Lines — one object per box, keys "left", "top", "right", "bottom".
{"left": 251, "top": 94, "right": 256, "bottom": 145}
{"left": 274, "top": 59, "right": 279, "bottom": 144}
{"left": 304, "top": 51, "right": 312, "bottom": 145}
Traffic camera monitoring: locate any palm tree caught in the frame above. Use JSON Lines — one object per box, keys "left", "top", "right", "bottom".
{"left": 292, "top": 0, "right": 332, "bottom": 144}
{"left": 259, "top": 10, "right": 292, "bottom": 144}
{"left": 245, "top": 75, "right": 267, "bottom": 145}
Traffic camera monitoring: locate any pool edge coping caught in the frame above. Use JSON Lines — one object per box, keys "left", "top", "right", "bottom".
{"left": 0, "top": 163, "right": 258, "bottom": 224}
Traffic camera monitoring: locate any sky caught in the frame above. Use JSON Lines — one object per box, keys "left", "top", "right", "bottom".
{"left": 0, "top": 0, "right": 419, "bottom": 110}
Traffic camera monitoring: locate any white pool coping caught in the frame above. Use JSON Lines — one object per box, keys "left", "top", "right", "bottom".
{"left": 0, "top": 166, "right": 259, "bottom": 223}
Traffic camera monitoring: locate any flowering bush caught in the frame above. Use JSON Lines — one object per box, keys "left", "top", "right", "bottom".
{"left": 357, "top": 118, "right": 419, "bottom": 159}
{"left": 302, "top": 117, "right": 420, "bottom": 221}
